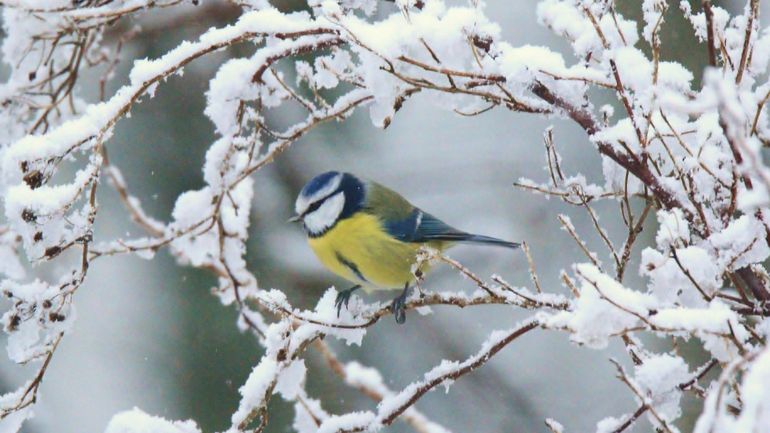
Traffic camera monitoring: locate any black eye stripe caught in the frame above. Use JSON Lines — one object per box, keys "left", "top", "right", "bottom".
{"left": 306, "top": 200, "right": 323, "bottom": 214}
{"left": 302, "top": 190, "right": 341, "bottom": 217}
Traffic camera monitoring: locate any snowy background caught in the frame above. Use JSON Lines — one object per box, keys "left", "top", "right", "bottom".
{"left": 1, "top": 0, "right": 769, "bottom": 432}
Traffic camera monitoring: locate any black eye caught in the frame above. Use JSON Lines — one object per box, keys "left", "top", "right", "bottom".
{"left": 305, "top": 200, "right": 323, "bottom": 215}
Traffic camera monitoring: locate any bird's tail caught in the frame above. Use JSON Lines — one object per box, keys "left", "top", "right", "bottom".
{"left": 461, "top": 234, "right": 521, "bottom": 249}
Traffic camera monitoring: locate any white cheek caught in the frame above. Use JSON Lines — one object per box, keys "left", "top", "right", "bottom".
{"left": 304, "top": 193, "right": 345, "bottom": 234}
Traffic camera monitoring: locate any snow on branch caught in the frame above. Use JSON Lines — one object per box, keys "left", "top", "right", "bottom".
{"left": 103, "top": 408, "right": 201, "bottom": 433}
{"left": 316, "top": 318, "right": 540, "bottom": 433}
{"left": 1, "top": 0, "right": 770, "bottom": 432}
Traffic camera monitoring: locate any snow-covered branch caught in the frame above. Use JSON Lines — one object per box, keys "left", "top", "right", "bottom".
{"left": 2, "top": 0, "right": 770, "bottom": 432}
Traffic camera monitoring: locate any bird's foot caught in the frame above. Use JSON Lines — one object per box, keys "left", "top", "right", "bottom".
{"left": 335, "top": 285, "right": 361, "bottom": 317}
{"left": 390, "top": 285, "right": 411, "bottom": 324}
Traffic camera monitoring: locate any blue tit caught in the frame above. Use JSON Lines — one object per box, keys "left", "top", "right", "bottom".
{"left": 290, "top": 171, "right": 520, "bottom": 324}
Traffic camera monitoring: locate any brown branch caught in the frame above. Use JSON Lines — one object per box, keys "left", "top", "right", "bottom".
{"left": 558, "top": 214, "right": 600, "bottom": 268}
{"left": 522, "top": 242, "right": 543, "bottom": 293}
{"left": 370, "top": 319, "right": 540, "bottom": 430}
{"left": 531, "top": 80, "right": 770, "bottom": 303}
{"left": 610, "top": 360, "right": 675, "bottom": 433}
{"left": 750, "top": 87, "right": 770, "bottom": 136}
{"left": 577, "top": 190, "right": 621, "bottom": 271}
{"left": 0, "top": 333, "right": 63, "bottom": 419}
{"left": 617, "top": 201, "right": 652, "bottom": 281}
{"left": 670, "top": 247, "right": 712, "bottom": 301}
{"left": 611, "top": 403, "right": 649, "bottom": 433}
{"left": 102, "top": 149, "right": 164, "bottom": 237}
{"left": 314, "top": 340, "right": 447, "bottom": 433}
{"left": 252, "top": 36, "right": 343, "bottom": 83}
{"left": 398, "top": 55, "right": 504, "bottom": 85}
{"left": 735, "top": 267, "right": 769, "bottom": 301}
{"left": 531, "top": 81, "right": 682, "bottom": 213}
{"left": 735, "top": 0, "right": 758, "bottom": 84}
{"left": 703, "top": 1, "right": 717, "bottom": 67}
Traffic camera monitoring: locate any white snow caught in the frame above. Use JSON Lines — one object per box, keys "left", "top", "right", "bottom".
{"left": 654, "top": 209, "right": 690, "bottom": 250}
{"left": 104, "top": 408, "right": 200, "bottom": 433}
{"left": 345, "top": 361, "right": 388, "bottom": 395}
{"left": 546, "top": 264, "right": 657, "bottom": 348}
{"left": 634, "top": 354, "right": 690, "bottom": 424}
{"left": 230, "top": 359, "right": 278, "bottom": 427}
{"left": 2, "top": 1, "right": 770, "bottom": 433}
{"left": 275, "top": 360, "right": 307, "bottom": 400}
{"left": 709, "top": 214, "right": 770, "bottom": 270}
{"left": 0, "top": 381, "right": 34, "bottom": 433}
{"left": 317, "top": 411, "right": 375, "bottom": 433}
{"left": 651, "top": 302, "right": 748, "bottom": 362}
{"left": 731, "top": 347, "right": 770, "bottom": 431}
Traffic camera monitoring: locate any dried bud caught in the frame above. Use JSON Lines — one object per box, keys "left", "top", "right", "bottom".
{"left": 276, "top": 349, "right": 287, "bottom": 362}
{"left": 49, "top": 312, "right": 66, "bottom": 322}
{"left": 472, "top": 35, "right": 492, "bottom": 53}
{"left": 21, "top": 209, "right": 36, "bottom": 223}
{"left": 7, "top": 315, "right": 20, "bottom": 331}
{"left": 45, "top": 246, "right": 62, "bottom": 258}
{"left": 23, "top": 170, "right": 44, "bottom": 189}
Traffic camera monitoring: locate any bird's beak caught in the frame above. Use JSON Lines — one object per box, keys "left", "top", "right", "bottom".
{"left": 288, "top": 214, "right": 302, "bottom": 223}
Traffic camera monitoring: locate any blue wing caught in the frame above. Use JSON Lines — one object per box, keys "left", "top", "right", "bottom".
{"left": 384, "top": 209, "right": 458, "bottom": 242}
{"left": 384, "top": 209, "right": 520, "bottom": 248}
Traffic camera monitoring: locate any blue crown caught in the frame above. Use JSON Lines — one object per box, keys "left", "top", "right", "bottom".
{"left": 300, "top": 171, "right": 341, "bottom": 199}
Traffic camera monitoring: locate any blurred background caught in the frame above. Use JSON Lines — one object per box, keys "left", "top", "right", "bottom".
{"left": 1, "top": 1, "right": 765, "bottom": 432}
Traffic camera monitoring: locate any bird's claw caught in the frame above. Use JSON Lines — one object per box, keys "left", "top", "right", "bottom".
{"left": 335, "top": 285, "right": 360, "bottom": 317}
{"left": 390, "top": 285, "right": 411, "bottom": 324}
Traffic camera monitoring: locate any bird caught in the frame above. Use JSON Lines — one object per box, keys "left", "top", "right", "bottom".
{"left": 290, "top": 171, "right": 521, "bottom": 324}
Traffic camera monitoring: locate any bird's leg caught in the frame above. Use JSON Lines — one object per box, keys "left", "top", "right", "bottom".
{"left": 390, "top": 283, "right": 412, "bottom": 324}
{"left": 335, "top": 285, "right": 361, "bottom": 317}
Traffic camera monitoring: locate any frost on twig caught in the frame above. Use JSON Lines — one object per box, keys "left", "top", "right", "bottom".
{"left": 1, "top": 0, "right": 770, "bottom": 432}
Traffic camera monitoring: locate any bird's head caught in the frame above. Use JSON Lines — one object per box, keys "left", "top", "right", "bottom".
{"left": 292, "top": 171, "right": 365, "bottom": 236}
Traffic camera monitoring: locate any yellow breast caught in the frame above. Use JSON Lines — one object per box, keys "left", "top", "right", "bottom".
{"left": 308, "top": 213, "right": 444, "bottom": 290}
